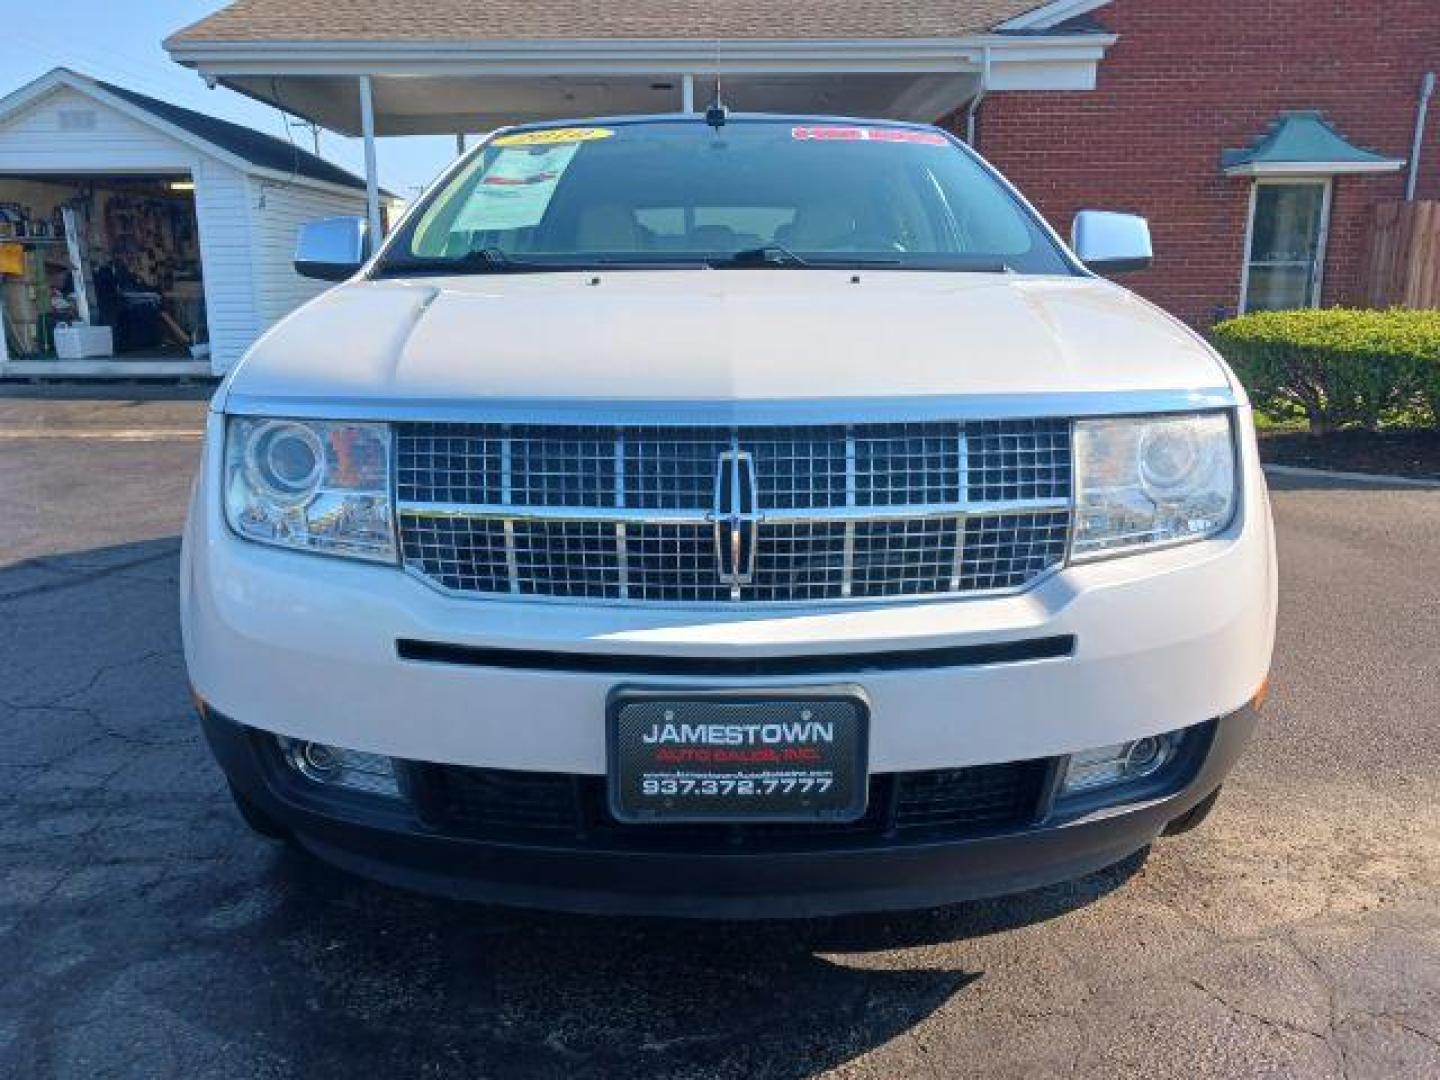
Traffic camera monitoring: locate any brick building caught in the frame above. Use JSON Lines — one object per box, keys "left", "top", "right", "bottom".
{"left": 167, "top": 0, "right": 1437, "bottom": 330}
{"left": 973, "top": 1, "right": 1438, "bottom": 327}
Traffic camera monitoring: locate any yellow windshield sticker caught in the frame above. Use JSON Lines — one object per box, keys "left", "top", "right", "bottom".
{"left": 492, "top": 127, "right": 614, "bottom": 147}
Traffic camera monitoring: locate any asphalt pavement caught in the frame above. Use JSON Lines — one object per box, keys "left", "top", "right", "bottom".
{"left": 1, "top": 394, "right": 1437, "bottom": 1079}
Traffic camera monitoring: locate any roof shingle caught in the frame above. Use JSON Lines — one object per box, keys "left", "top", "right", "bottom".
{"left": 169, "top": 0, "right": 1052, "bottom": 43}
{"left": 96, "top": 78, "right": 371, "bottom": 192}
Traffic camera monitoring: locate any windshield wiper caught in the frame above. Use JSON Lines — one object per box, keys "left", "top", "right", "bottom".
{"left": 373, "top": 247, "right": 549, "bottom": 276}
{"left": 719, "top": 244, "right": 811, "bottom": 268}
{"left": 454, "top": 246, "right": 557, "bottom": 272}
{"left": 944, "top": 261, "right": 1012, "bottom": 274}
{"left": 467, "top": 246, "right": 513, "bottom": 268}
{"left": 714, "top": 249, "right": 916, "bottom": 269}
{"left": 711, "top": 249, "right": 1016, "bottom": 273}
{"left": 374, "top": 249, "right": 709, "bottom": 277}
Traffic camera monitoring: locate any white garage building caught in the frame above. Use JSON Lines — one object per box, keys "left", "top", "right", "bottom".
{"left": 0, "top": 68, "right": 374, "bottom": 377}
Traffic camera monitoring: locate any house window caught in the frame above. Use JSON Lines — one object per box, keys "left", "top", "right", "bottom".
{"left": 1240, "top": 179, "right": 1331, "bottom": 312}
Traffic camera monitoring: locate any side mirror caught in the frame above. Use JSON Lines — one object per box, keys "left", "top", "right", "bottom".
{"left": 1071, "top": 211, "right": 1153, "bottom": 275}
{"left": 294, "top": 216, "right": 369, "bottom": 281}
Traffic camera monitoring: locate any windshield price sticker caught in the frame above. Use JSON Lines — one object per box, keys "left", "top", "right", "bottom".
{"left": 792, "top": 126, "right": 948, "bottom": 146}
{"left": 451, "top": 142, "right": 583, "bottom": 232}
{"left": 491, "top": 127, "right": 614, "bottom": 147}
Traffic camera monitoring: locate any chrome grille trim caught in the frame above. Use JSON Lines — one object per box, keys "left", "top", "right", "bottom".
{"left": 841, "top": 429, "right": 857, "bottom": 599}
{"left": 950, "top": 428, "right": 970, "bottom": 593}
{"left": 396, "top": 498, "right": 1070, "bottom": 524}
{"left": 613, "top": 435, "right": 628, "bottom": 599}
{"left": 397, "top": 420, "right": 1074, "bottom": 606}
{"left": 234, "top": 387, "right": 1235, "bottom": 425}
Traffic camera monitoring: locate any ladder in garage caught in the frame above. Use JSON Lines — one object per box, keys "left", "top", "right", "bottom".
{"left": 60, "top": 203, "right": 96, "bottom": 325}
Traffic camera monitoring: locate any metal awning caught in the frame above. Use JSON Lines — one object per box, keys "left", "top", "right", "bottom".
{"left": 166, "top": 35, "right": 1114, "bottom": 136}
{"left": 200, "top": 69, "right": 987, "bottom": 138}
{"left": 165, "top": 1, "right": 1117, "bottom": 241}
{"left": 1223, "top": 111, "right": 1406, "bottom": 177}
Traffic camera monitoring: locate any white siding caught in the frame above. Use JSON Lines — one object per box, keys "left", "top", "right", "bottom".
{"left": 0, "top": 80, "right": 371, "bottom": 375}
{"left": 194, "top": 159, "right": 260, "bottom": 373}
{"left": 0, "top": 85, "right": 197, "bottom": 174}
{"left": 0, "top": 83, "right": 255, "bottom": 372}
{"left": 246, "top": 177, "right": 368, "bottom": 331}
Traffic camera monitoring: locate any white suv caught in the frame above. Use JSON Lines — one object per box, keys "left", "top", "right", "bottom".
{"left": 182, "top": 114, "right": 1276, "bottom": 917}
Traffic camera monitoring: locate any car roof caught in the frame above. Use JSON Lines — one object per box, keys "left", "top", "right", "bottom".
{"left": 493, "top": 113, "right": 950, "bottom": 136}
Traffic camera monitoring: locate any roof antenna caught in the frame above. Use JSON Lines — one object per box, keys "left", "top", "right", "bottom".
{"left": 704, "top": 77, "right": 728, "bottom": 129}
{"left": 704, "top": 39, "right": 727, "bottom": 129}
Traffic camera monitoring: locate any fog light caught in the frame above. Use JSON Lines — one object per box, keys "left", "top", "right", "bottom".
{"left": 1061, "top": 732, "right": 1181, "bottom": 795}
{"left": 279, "top": 737, "right": 401, "bottom": 798}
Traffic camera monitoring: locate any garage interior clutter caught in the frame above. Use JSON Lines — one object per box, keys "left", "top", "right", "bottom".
{"left": 0, "top": 174, "right": 207, "bottom": 363}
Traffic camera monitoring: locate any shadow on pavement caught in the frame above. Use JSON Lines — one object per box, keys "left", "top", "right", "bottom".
{"left": 1, "top": 537, "right": 1141, "bottom": 1078}
{"left": 113, "top": 837, "right": 1139, "bottom": 1077}
{"left": 0, "top": 381, "right": 218, "bottom": 402}
{"left": 0, "top": 537, "right": 181, "bottom": 604}
{"left": 1263, "top": 468, "right": 1440, "bottom": 493}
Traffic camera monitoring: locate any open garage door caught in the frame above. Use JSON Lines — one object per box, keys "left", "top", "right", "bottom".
{"left": 0, "top": 172, "right": 208, "bottom": 373}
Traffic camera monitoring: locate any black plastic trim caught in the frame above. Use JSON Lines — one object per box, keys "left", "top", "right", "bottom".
{"left": 1082, "top": 255, "right": 1153, "bottom": 276}
{"left": 293, "top": 259, "right": 359, "bottom": 282}
{"left": 396, "top": 634, "right": 1075, "bottom": 677}
{"left": 1045, "top": 719, "right": 1217, "bottom": 822}
{"left": 199, "top": 705, "right": 1255, "bottom": 919}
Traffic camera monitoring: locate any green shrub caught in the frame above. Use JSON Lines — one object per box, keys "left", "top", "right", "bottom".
{"left": 1211, "top": 308, "right": 1440, "bottom": 433}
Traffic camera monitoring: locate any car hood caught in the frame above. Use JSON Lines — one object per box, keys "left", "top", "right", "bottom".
{"left": 219, "top": 270, "right": 1233, "bottom": 418}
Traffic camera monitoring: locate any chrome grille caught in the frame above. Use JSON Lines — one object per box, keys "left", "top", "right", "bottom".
{"left": 959, "top": 511, "right": 1072, "bottom": 592}
{"left": 397, "top": 420, "right": 1072, "bottom": 604}
{"left": 851, "top": 518, "right": 959, "bottom": 598}
{"left": 751, "top": 521, "right": 849, "bottom": 602}
{"left": 401, "top": 515, "right": 509, "bottom": 595}
{"left": 626, "top": 524, "right": 729, "bottom": 603}
{"left": 854, "top": 424, "right": 962, "bottom": 506}
{"left": 967, "top": 419, "right": 1072, "bottom": 502}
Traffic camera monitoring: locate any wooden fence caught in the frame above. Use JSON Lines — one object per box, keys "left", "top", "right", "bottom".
{"left": 1362, "top": 200, "right": 1440, "bottom": 309}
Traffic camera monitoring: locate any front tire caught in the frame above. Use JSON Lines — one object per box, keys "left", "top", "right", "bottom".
{"left": 228, "top": 784, "right": 290, "bottom": 840}
{"left": 1163, "top": 786, "right": 1222, "bottom": 836}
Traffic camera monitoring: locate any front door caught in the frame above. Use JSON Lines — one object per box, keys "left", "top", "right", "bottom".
{"left": 1240, "top": 179, "right": 1331, "bottom": 313}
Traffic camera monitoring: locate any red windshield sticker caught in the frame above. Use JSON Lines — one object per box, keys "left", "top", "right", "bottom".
{"left": 791, "top": 126, "right": 866, "bottom": 141}
{"left": 792, "top": 126, "right": 948, "bottom": 146}
{"left": 482, "top": 171, "right": 559, "bottom": 186}
{"left": 867, "top": 128, "right": 949, "bottom": 145}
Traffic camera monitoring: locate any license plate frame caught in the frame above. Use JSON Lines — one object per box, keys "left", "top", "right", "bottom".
{"left": 606, "top": 686, "right": 870, "bottom": 825}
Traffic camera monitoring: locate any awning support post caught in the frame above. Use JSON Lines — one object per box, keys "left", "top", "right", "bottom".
{"left": 358, "top": 75, "right": 382, "bottom": 251}
{"left": 681, "top": 74, "right": 695, "bottom": 113}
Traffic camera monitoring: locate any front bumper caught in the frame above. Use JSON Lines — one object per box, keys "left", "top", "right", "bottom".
{"left": 182, "top": 410, "right": 1276, "bottom": 776}
{"left": 186, "top": 403, "right": 1275, "bottom": 918}
{"left": 205, "top": 705, "right": 1256, "bottom": 919}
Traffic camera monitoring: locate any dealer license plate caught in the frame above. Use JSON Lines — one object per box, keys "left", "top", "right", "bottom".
{"left": 607, "top": 687, "right": 869, "bottom": 824}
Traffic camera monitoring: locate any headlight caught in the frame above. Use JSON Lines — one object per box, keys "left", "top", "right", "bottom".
{"left": 1071, "top": 412, "right": 1236, "bottom": 560}
{"left": 224, "top": 417, "right": 395, "bottom": 562}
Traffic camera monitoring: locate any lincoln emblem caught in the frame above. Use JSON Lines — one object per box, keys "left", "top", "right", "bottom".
{"left": 712, "top": 449, "right": 760, "bottom": 589}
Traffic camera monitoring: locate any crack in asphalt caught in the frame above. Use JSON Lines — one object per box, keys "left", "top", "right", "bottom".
{"left": 1371, "top": 1016, "right": 1440, "bottom": 1051}
{"left": 42, "top": 651, "right": 171, "bottom": 711}
{"left": 0, "top": 546, "right": 180, "bottom": 605}
{"left": 1183, "top": 974, "right": 1334, "bottom": 1045}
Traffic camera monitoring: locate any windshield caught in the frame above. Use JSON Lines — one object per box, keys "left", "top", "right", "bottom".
{"left": 376, "top": 118, "right": 1076, "bottom": 276}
